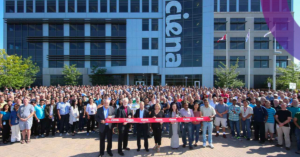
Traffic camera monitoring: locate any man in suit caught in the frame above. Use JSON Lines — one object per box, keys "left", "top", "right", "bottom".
{"left": 134, "top": 101, "right": 149, "bottom": 152}
{"left": 115, "top": 98, "right": 132, "bottom": 156}
{"left": 95, "top": 99, "right": 115, "bottom": 157}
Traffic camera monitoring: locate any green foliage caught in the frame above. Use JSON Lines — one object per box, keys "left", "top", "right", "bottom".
{"left": 62, "top": 64, "right": 82, "bottom": 86}
{"left": 266, "top": 77, "right": 273, "bottom": 88}
{"left": 215, "top": 59, "right": 245, "bottom": 88}
{"left": 276, "top": 62, "right": 300, "bottom": 89}
{"left": 89, "top": 66, "right": 107, "bottom": 85}
{"left": 0, "top": 49, "right": 40, "bottom": 89}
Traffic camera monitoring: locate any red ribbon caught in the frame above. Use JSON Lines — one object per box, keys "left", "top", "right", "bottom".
{"left": 105, "top": 117, "right": 211, "bottom": 123}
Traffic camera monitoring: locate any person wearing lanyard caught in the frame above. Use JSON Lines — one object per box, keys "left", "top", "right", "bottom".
{"left": 96, "top": 99, "right": 115, "bottom": 157}
{"left": 9, "top": 104, "right": 21, "bottom": 143}
{"left": 179, "top": 101, "right": 194, "bottom": 150}
{"left": 0, "top": 104, "right": 11, "bottom": 144}
{"left": 240, "top": 100, "right": 253, "bottom": 140}
{"left": 200, "top": 98, "right": 216, "bottom": 148}
{"left": 228, "top": 99, "right": 241, "bottom": 140}
{"left": 253, "top": 99, "right": 268, "bottom": 144}
{"left": 45, "top": 99, "right": 57, "bottom": 136}
{"left": 134, "top": 101, "right": 150, "bottom": 152}
{"left": 57, "top": 97, "right": 71, "bottom": 136}
{"left": 34, "top": 99, "right": 46, "bottom": 138}
{"left": 86, "top": 98, "right": 97, "bottom": 135}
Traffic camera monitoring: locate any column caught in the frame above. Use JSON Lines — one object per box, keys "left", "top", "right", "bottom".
{"left": 56, "top": 0, "right": 59, "bottom": 13}
{"left": 43, "top": 23, "right": 49, "bottom": 68}
{"left": 217, "top": 0, "right": 220, "bottom": 12}
{"left": 105, "top": 24, "right": 112, "bottom": 67}
{"left": 116, "top": 0, "right": 119, "bottom": 12}
{"left": 161, "top": 74, "right": 165, "bottom": 86}
{"left": 127, "top": 74, "right": 130, "bottom": 85}
{"left": 151, "top": 74, "right": 154, "bottom": 85}
{"left": 85, "top": 23, "right": 91, "bottom": 68}
{"left": 64, "top": 24, "right": 70, "bottom": 66}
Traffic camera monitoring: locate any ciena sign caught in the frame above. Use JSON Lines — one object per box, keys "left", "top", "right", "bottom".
{"left": 165, "top": 0, "right": 189, "bottom": 68}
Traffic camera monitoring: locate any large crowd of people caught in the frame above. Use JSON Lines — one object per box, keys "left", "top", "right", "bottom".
{"left": 0, "top": 85, "right": 299, "bottom": 157}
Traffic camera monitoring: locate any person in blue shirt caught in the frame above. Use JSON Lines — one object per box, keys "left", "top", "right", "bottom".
{"left": 95, "top": 95, "right": 102, "bottom": 106}
{"left": 253, "top": 99, "right": 268, "bottom": 144}
{"left": 0, "top": 104, "right": 11, "bottom": 144}
{"left": 249, "top": 98, "right": 257, "bottom": 108}
{"left": 287, "top": 99, "right": 300, "bottom": 139}
{"left": 34, "top": 99, "right": 46, "bottom": 138}
{"left": 9, "top": 104, "right": 21, "bottom": 142}
{"left": 264, "top": 101, "right": 276, "bottom": 142}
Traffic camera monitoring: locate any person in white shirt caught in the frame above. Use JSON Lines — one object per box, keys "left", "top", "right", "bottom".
{"left": 86, "top": 99, "right": 97, "bottom": 135}
{"left": 69, "top": 100, "right": 79, "bottom": 136}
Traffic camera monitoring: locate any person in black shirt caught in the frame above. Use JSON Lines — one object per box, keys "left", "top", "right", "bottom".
{"left": 161, "top": 98, "right": 170, "bottom": 134}
{"left": 275, "top": 103, "right": 292, "bottom": 150}
{"left": 134, "top": 101, "right": 150, "bottom": 152}
{"left": 150, "top": 103, "right": 165, "bottom": 153}
{"left": 77, "top": 98, "right": 86, "bottom": 132}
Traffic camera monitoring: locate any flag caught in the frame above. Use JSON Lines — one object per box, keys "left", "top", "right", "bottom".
{"left": 217, "top": 34, "right": 226, "bottom": 43}
{"left": 246, "top": 32, "right": 250, "bottom": 42}
{"left": 264, "top": 25, "right": 276, "bottom": 37}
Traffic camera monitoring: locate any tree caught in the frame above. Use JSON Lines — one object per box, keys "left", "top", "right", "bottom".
{"left": 0, "top": 49, "right": 40, "bottom": 89}
{"left": 276, "top": 62, "right": 300, "bottom": 89}
{"left": 215, "top": 59, "right": 245, "bottom": 88}
{"left": 89, "top": 66, "right": 107, "bottom": 85}
{"left": 62, "top": 64, "right": 82, "bottom": 86}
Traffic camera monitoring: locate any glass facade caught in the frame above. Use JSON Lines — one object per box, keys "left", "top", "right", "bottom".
{"left": 214, "top": 37, "right": 226, "bottom": 49}
{"left": 142, "top": 19, "right": 149, "bottom": 31}
{"left": 77, "top": 0, "right": 86, "bottom": 12}
{"left": 110, "top": 0, "right": 117, "bottom": 12}
{"left": 230, "top": 37, "right": 245, "bottom": 49}
{"left": 239, "top": 0, "right": 248, "bottom": 12}
{"left": 26, "top": 0, "right": 33, "bottom": 13}
{"left": 6, "top": 0, "right": 15, "bottom": 13}
{"left": 70, "top": 42, "right": 85, "bottom": 68}
{"left": 131, "top": 0, "right": 140, "bottom": 12}
{"left": 143, "top": 0, "right": 149, "bottom": 12}
{"left": 276, "top": 56, "right": 288, "bottom": 68}
{"left": 152, "top": 0, "right": 158, "bottom": 12}
{"left": 111, "top": 43, "right": 126, "bottom": 66}
{"left": 229, "top": 0, "right": 236, "bottom": 12}
{"left": 47, "top": 0, "right": 56, "bottom": 12}
{"left": 17, "top": 0, "right": 24, "bottom": 13}
{"left": 165, "top": 0, "right": 203, "bottom": 67}
{"left": 50, "top": 75, "right": 83, "bottom": 86}
{"left": 7, "top": 23, "right": 43, "bottom": 86}
{"left": 49, "top": 24, "right": 64, "bottom": 37}
{"left": 100, "top": 0, "right": 107, "bottom": 12}
{"left": 142, "top": 56, "right": 149, "bottom": 66}
{"left": 91, "top": 43, "right": 105, "bottom": 68}
{"left": 214, "top": 56, "right": 226, "bottom": 68}
{"left": 214, "top": 18, "right": 226, "bottom": 31}
{"left": 89, "top": 0, "right": 98, "bottom": 12}
{"left": 70, "top": 24, "right": 85, "bottom": 37}
{"left": 166, "top": 75, "right": 202, "bottom": 86}
{"left": 151, "top": 56, "right": 158, "bottom": 66}
{"left": 152, "top": 19, "right": 159, "bottom": 31}
{"left": 68, "top": 0, "right": 75, "bottom": 12}
{"left": 251, "top": 0, "right": 260, "bottom": 12}
{"left": 59, "top": 0, "right": 65, "bottom": 12}
{"left": 254, "top": 37, "right": 269, "bottom": 49}
{"left": 230, "top": 56, "right": 245, "bottom": 68}
{"left": 151, "top": 38, "right": 158, "bottom": 49}
{"left": 230, "top": 18, "right": 246, "bottom": 30}
{"left": 119, "top": 0, "right": 128, "bottom": 12}
{"left": 36, "top": 0, "right": 45, "bottom": 12}
{"left": 111, "top": 24, "right": 126, "bottom": 37}
{"left": 91, "top": 24, "right": 105, "bottom": 37}
{"left": 49, "top": 43, "right": 64, "bottom": 68}
{"left": 142, "top": 38, "right": 149, "bottom": 49}
{"left": 220, "top": 0, "right": 227, "bottom": 12}
{"left": 254, "top": 56, "right": 269, "bottom": 68}
{"left": 254, "top": 18, "right": 268, "bottom": 30}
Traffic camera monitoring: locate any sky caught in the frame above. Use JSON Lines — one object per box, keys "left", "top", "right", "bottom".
{"left": 0, "top": 1, "right": 299, "bottom": 49}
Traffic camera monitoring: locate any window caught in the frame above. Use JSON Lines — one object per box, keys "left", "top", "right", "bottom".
{"left": 68, "top": 0, "right": 75, "bottom": 12}
{"left": 26, "top": 0, "right": 33, "bottom": 12}
{"left": 214, "top": 0, "right": 217, "bottom": 12}
{"left": 229, "top": 0, "right": 236, "bottom": 12}
{"left": 214, "top": 18, "right": 226, "bottom": 31}
{"left": 131, "top": 0, "right": 140, "bottom": 12}
{"left": 276, "top": 56, "right": 288, "bottom": 68}
{"left": 111, "top": 43, "right": 126, "bottom": 66}
{"left": 220, "top": 0, "right": 227, "bottom": 12}
{"left": 142, "top": 38, "right": 149, "bottom": 49}
{"left": 89, "top": 0, "right": 98, "bottom": 12}
{"left": 142, "top": 0, "right": 149, "bottom": 12}
{"left": 214, "top": 56, "right": 226, "bottom": 68}
{"left": 251, "top": 0, "right": 260, "bottom": 12}
{"left": 70, "top": 42, "right": 85, "bottom": 68}
{"left": 214, "top": 37, "right": 226, "bottom": 49}
{"left": 152, "top": 0, "right": 158, "bottom": 12}
{"left": 77, "top": 0, "right": 86, "bottom": 12}
{"left": 111, "top": 24, "right": 126, "bottom": 37}
{"left": 36, "top": 0, "right": 45, "bottom": 12}
{"left": 230, "top": 37, "right": 245, "bottom": 49}
{"left": 59, "top": 0, "right": 65, "bottom": 12}
{"left": 49, "top": 43, "right": 64, "bottom": 68}
{"left": 70, "top": 24, "right": 84, "bottom": 37}
{"left": 91, "top": 43, "right": 105, "bottom": 68}
{"left": 17, "top": 0, "right": 24, "bottom": 13}
{"left": 47, "top": 0, "right": 56, "bottom": 12}
{"left": 110, "top": 0, "right": 116, "bottom": 12}
{"left": 272, "top": 1, "right": 279, "bottom": 12}
{"left": 49, "top": 24, "right": 64, "bottom": 37}
{"left": 282, "top": 0, "right": 292, "bottom": 12}
{"left": 152, "top": 38, "right": 158, "bottom": 49}
{"left": 152, "top": 19, "right": 158, "bottom": 31}
{"left": 254, "top": 37, "right": 269, "bottom": 49}
{"left": 142, "top": 56, "right": 149, "bottom": 66}
{"left": 91, "top": 24, "right": 105, "bottom": 37}
{"left": 230, "top": 56, "right": 245, "bottom": 68}
{"left": 100, "top": 0, "right": 107, "bottom": 12}
{"left": 50, "top": 75, "right": 65, "bottom": 86}
{"left": 142, "top": 19, "right": 149, "bottom": 31}
{"left": 230, "top": 18, "right": 246, "bottom": 30}
{"left": 151, "top": 56, "right": 158, "bottom": 66}
{"left": 239, "top": 0, "right": 248, "bottom": 12}
{"left": 119, "top": 0, "right": 128, "bottom": 12}
{"left": 274, "top": 18, "right": 289, "bottom": 31}
{"left": 254, "top": 18, "right": 268, "bottom": 30}
{"left": 254, "top": 56, "right": 269, "bottom": 68}
{"left": 6, "top": 0, "right": 15, "bottom": 13}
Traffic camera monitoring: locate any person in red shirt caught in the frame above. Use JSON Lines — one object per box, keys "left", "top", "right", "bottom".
{"left": 221, "top": 90, "right": 229, "bottom": 103}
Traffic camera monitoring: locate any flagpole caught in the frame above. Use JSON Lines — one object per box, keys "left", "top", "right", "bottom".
{"left": 273, "top": 37, "right": 277, "bottom": 91}
{"left": 226, "top": 33, "right": 229, "bottom": 68}
{"left": 248, "top": 28, "right": 250, "bottom": 90}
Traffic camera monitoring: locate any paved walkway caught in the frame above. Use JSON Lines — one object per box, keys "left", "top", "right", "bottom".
{"left": 0, "top": 132, "right": 298, "bottom": 157}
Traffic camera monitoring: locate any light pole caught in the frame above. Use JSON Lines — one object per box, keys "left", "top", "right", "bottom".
{"left": 185, "top": 77, "right": 188, "bottom": 87}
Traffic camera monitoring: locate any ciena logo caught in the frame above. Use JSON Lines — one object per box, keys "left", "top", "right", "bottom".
{"left": 165, "top": 0, "right": 189, "bottom": 67}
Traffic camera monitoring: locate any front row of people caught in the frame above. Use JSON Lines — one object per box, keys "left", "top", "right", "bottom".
{"left": 96, "top": 98, "right": 215, "bottom": 157}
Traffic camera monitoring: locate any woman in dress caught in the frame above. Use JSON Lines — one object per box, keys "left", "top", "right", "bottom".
{"left": 150, "top": 103, "right": 164, "bottom": 152}
{"left": 192, "top": 102, "right": 202, "bottom": 146}
{"left": 69, "top": 100, "right": 79, "bottom": 136}
{"left": 169, "top": 102, "right": 181, "bottom": 149}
